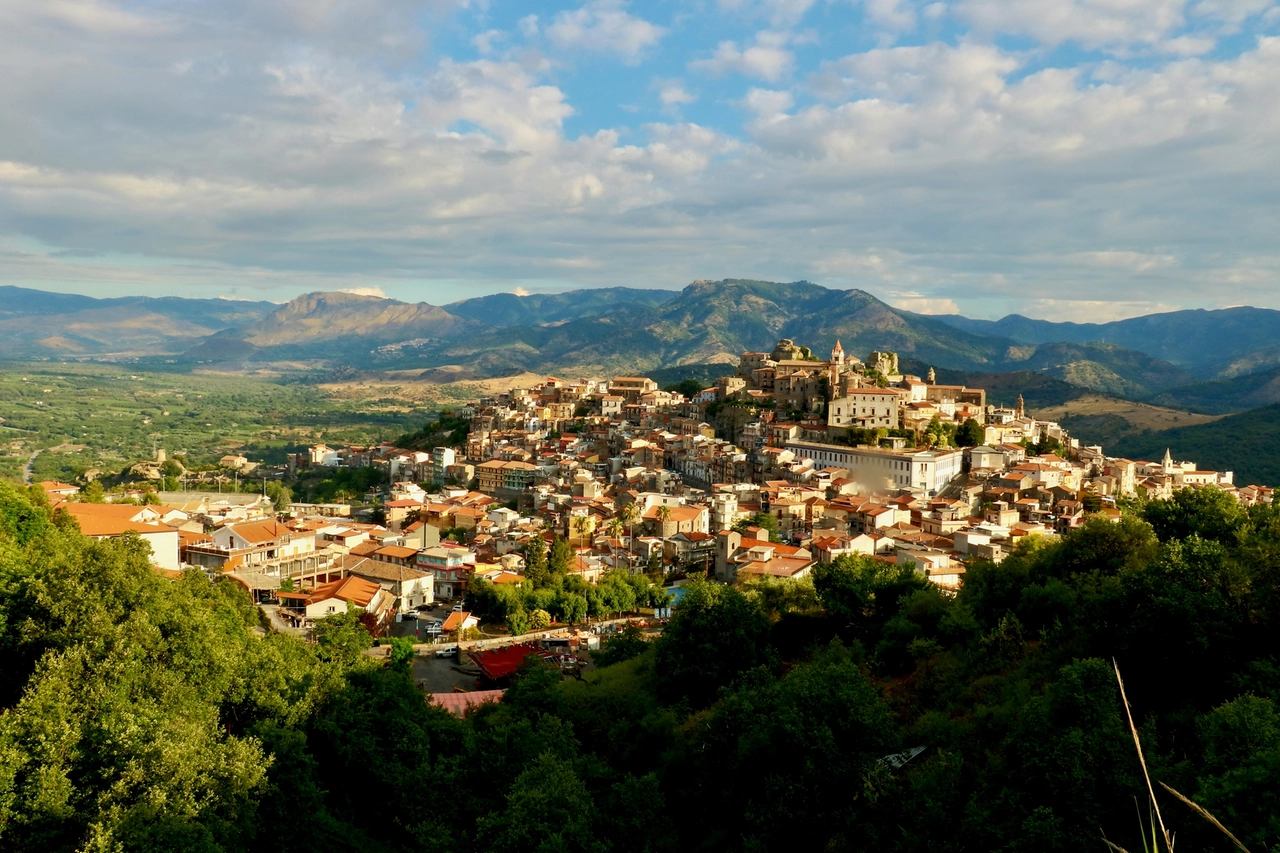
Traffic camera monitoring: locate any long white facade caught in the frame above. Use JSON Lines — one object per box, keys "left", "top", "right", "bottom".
{"left": 784, "top": 440, "right": 964, "bottom": 495}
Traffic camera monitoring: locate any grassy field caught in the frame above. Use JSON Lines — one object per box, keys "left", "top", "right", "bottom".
{"left": 1031, "top": 394, "right": 1221, "bottom": 446}
{"left": 0, "top": 363, "right": 435, "bottom": 484}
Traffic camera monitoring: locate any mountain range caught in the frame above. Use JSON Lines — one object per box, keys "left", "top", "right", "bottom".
{"left": 7, "top": 280, "right": 1280, "bottom": 407}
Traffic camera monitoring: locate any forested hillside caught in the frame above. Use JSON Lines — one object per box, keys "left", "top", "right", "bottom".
{"left": 2, "top": 482, "right": 1279, "bottom": 851}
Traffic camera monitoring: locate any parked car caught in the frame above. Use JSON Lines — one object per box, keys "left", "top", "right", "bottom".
{"left": 435, "top": 646, "right": 457, "bottom": 658}
{"left": 452, "top": 604, "right": 463, "bottom": 612}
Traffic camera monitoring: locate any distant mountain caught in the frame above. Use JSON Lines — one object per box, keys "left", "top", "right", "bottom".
{"left": 445, "top": 287, "right": 676, "bottom": 327}
{"left": 421, "top": 279, "right": 1193, "bottom": 395}
{"left": 934, "top": 306, "right": 1280, "bottom": 369}
{"left": 1146, "top": 366, "right": 1280, "bottom": 415}
{"left": 0, "top": 286, "right": 276, "bottom": 358}
{"left": 1111, "top": 403, "right": 1280, "bottom": 486}
{"left": 230, "top": 292, "right": 477, "bottom": 354}
{"left": 0, "top": 281, "right": 1205, "bottom": 398}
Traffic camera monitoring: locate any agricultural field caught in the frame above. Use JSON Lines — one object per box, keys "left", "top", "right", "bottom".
{"left": 0, "top": 363, "right": 435, "bottom": 484}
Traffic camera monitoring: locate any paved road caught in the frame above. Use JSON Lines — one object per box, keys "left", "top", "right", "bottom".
{"left": 22, "top": 449, "right": 41, "bottom": 485}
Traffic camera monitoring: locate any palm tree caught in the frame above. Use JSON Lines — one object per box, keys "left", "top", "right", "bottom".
{"left": 573, "top": 513, "right": 592, "bottom": 546}
{"left": 619, "top": 501, "right": 639, "bottom": 568}
{"left": 655, "top": 504, "right": 672, "bottom": 575}
{"left": 606, "top": 517, "right": 625, "bottom": 568}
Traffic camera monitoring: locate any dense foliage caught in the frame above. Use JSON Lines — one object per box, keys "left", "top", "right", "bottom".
{"left": 3, "top": 481, "right": 1280, "bottom": 851}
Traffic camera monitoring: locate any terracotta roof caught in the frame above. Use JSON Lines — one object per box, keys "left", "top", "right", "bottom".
{"left": 224, "top": 520, "right": 294, "bottom": 545}
{"left": 442, "top": 610, "right": 474, "bottom": 632}
{"left": 343, "top": 555, "right": 431, "bottom": 582}
{"left": 375, "top": 545, "right": 420, "bottom": 560}
{"left": 429, "top": 690, "right": 507, "bottom": 716}
{"left": 310, "top": 576, "right": 382, "bottom": 608}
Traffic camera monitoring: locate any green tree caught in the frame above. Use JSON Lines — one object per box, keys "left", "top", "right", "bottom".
{"left": 955, "top": 417, "right": 985, "bottom": 447}
{"left": 732, "top": 511, "right": 777, "bottom": 540}
{"left": 81, "top": 479, "right": 105, "bottom": 503}
{"left": 548, "top": 535, "right": 574, "bottom": 576}
{"left": 1143, "top": 485, "right": 1246, "bottom": 545}
{"left": 653, "top": 576, "right": 773, "bottom": 707}
{"left": 524, "top": 536, "right": 549, "bottom": 587}
{"left": 313, "top": 608, "right": 373, "bottom": 666}
{"left": 529, "top": 609, "right": 552, "bottom": 631}
{"left": 594, "top": 625, "right": 650, "bottom": 667}
{"left": 478, "top": 753, "right": 605, "bottom": 853}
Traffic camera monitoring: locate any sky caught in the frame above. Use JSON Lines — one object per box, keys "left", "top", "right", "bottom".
{"left": 1, "top": 0, "right": 1279, "bottom": 320}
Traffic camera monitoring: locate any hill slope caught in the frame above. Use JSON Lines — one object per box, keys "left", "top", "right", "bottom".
{"left": 0, "top": 286, "right": 276, "bottom": 358}
{"left": 1111, "top": 403, "right": 1280, "bottom": 485}
{"left": 445, "top": 287, "right": 676, "bottom": 327}
{"left": 1147, "top": 366, "right": 1280, "bottom": 414}
{"left": 934, "top": 306, "right": 1280, "bottom": 370}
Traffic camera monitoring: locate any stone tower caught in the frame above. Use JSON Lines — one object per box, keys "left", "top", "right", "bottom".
{"left": 927, "top": 366, "right": 936, "bottom": 384}
{"left": 1016, "top": 394, "right": 1025, "bottom": 419}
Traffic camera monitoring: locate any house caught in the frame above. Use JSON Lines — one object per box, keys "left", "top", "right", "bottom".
{"left": 185, "top": 519, "right": 322, "bottom": 576}
{"left": 417, "top": 545, "right": 476, "bottom": 599}
{"left": 442, "top": 609, "right": 480, "bottom": 635}
{"left": 664, "top": 531, "right": 718, "bottom": 569}
{"left": 277, "top": 576, "right": 394, "bottom": 627}
{"left": 62, "top": 504, "right": 180, "bottom": 570}
{"left": 642, "top": 503, "right": 709, "bottom": 537}
{"left": 343, "top": 555, "right": 435, "bottom": 612}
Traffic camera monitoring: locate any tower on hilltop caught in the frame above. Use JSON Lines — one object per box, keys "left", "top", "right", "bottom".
{"left": 830, "top": 339, "right": 844, "bottom": 366}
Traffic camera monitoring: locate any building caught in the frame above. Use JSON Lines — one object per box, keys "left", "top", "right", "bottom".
{"left": 62, "top": 504, "right": 181, "bottom": 571}
{"left": 475, "top": 459, "right": 538, "bottom": 498}
{"left": 343, "top": 555, "right": 435, "bottom": 612}
{"left": 828, "top": 389, "right": 902, "bottom": 430}
{"left": 784, "top": 440, "right": 964, "bottom": 496}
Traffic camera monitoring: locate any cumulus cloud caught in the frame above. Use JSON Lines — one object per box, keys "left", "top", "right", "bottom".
{"left": 659, "top": 81, "right": 697, "bottom": 108}
{"left": 691, "top": 31, "right": 796, "bottom": 81}
{"left": 341, "top": 287, "right": 387, "bottom": 297}
{"left": 545, "top": 1, "right": 666, "bottom": 64}
{"left": 2, "top": 0, "right": 1280, "bottom": 319}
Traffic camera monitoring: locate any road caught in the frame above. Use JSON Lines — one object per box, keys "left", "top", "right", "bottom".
{"left": 22, "top": 449, "right": 41, "bottom": 485}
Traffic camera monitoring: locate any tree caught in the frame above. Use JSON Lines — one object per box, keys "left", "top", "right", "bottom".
{"left": 81, "top": 479, "right": 105, "bottom": 503}
{"left": 314, "top": 608, "right": 374, "bottom": 666}
{"left": 529, "top": 609, "right": 552, "bottom": 631}
{"left": 1143, "top": 486, "right": 1246, "bottom": 545}
{"left": 733, "top": 511, "right": 777, "bottom": 540}
{"left": 619, "top": 501, "right": 640, "bottom": 565}
{"left": 524, "top": 536, "right": 549, "bottom": 587}
{"left": 606, "top": 517, "right": 624, "bottom": 567}
{"left": 506, "top": 608, "right": 531, "bottom": 637}
{"left": 653, "top": 576, "right": 774, "bottom": 707}
{"left": 573, "top": 514, "right": 593, "bottom": 545}
{"left": 548, "top": 535, "right": 574, "bottom": 576}
{"left": 955, "top": 418, "right": 985, "bottom": 447}
{"left": 478, "top": 753, "right": 605, "bottom": 853}
{"left": 387, "top": 636, "right": 416, "bottom": 673}
{"left": 594, "top": 625, "right": 650, "bottom": 667}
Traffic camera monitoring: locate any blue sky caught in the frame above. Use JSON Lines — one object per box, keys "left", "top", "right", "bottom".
{"left": 1, "top": 0, "right": 1279, "bottom": 320}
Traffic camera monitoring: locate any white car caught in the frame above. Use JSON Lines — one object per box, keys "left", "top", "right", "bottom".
{"left": 435, "top": 646, "right": 457, "bottom": 658}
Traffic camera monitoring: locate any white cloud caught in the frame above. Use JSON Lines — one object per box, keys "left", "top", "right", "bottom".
{"left": 341, "top": 286, "right": 386, "bottom": 297}
{"left": 545, "top": 1, "right": 666, "bottom": 64}
{"left": 659, "top": 82, "right": 697, "bottom": 107}
{"left": 955, "top": 0, "right": 1187, "bottom": 49}
{"left": 691, "top": 31, "right": 796, "bottom": 81}
{"left": 3, "top": 0, "right": 1280, "bottom": 320}
{"left": 891, "top": 296, "right": 962, "bottom": 314}
{"left": 472, "top": 29, "right": 505, "bottom": 56}
{"left": 716, "top": 0, "right": 817, "bottom": 27}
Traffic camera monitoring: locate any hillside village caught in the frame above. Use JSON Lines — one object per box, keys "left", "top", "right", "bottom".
{"left": 40, "top": 337, "right": 1268, "bottom": 646}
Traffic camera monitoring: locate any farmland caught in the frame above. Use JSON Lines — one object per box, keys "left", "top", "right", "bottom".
{"left": 0, "top": 363, "right": 433, "bottom": 484}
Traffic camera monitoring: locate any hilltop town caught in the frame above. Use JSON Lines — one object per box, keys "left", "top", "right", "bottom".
{"left": 37, "top": 337, "right": 1268, "bottom": 648}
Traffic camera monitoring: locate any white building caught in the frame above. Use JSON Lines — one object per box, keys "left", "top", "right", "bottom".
{"left": 784, "top": 440, "right": 965, "bottom": 496}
